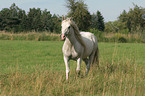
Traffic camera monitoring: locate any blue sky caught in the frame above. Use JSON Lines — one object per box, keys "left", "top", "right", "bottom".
{"left": 0, "top": 0, "right": 145, "bottom": 22}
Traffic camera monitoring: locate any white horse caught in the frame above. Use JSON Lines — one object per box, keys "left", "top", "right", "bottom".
{"left": 61, "top": 18, "right": 99, "bottom": 80}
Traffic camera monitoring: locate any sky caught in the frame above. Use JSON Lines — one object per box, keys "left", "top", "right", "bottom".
{"left": 0, "top": 0, "right": 145, "bottom": 22}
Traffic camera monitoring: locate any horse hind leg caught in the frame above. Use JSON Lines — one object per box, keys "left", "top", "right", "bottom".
{"left": 89, "top": 51, "right": 96, "bottom": 66}
{"left": 88, "top": 48, "right": 99, "bottom": 73}
{"left": 83, "top": 58, "right": 90, "bottom": 75}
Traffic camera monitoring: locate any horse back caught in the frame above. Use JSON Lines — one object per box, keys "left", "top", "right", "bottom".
{"left": 80, "top": 32, "right": 97, "bottom": 57}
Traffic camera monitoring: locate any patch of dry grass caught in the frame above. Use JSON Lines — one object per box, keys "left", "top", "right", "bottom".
{"left": 0, "top": 31, "right": 60, "bottom": 41}
{"left": 1, "top": 58, "right": 144, "bottom": 96}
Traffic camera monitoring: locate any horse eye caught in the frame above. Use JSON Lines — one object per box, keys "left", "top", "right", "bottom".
{"left": 68, "top": 26, "right": 70, "bottom": 29}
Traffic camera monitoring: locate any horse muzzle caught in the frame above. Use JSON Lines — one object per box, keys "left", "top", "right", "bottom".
{"left": 60, "top": 28, "right": 70, "bottom": 41}
{"left": 60, "top": 34, "right": 66, "bottom": 41}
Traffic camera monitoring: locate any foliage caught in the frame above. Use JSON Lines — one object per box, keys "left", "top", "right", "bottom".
{"left": 104, "top": 4, "right": 145, "bottom": 34}
{"left": 0, "top": 3, "right": 61, "bottom": 33}
{"left": 105, "top": 21, "right": 127, "bottom": 33}
{"left": 118, "top": 4, "right": 145, "bottom": 32}
{"left": 91, "top": 11, "right": 105, "bottom": 31}
{"left": 89, "top": 28, "right": 103, "bottom": 40}
{"left": 0, "top": 3, "right": 22, "bottom": 32}
{"left": 66, "top": 0, "right": 91, "bottom": 31}
{"left": 118, "top": 37, "right": 127, "bottom": 43}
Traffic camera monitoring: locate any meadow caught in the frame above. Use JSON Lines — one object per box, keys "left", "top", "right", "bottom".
{"left": 0, "top": 40, "right": 144, "bottom": 96}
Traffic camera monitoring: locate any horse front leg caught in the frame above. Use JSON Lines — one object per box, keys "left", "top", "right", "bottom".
{"left": 76, "top": 58, "right": 82, "bottom": 75}
{"left": 64, "top": 56, "right": 70, "bottom": 80}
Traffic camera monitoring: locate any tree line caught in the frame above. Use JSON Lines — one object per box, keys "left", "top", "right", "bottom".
{"left": 105, "top": 4, "right": 145, "bottom": 33}
{"left": 0, "top": 0, "right": 145, "bottom": 34}
{"left": 0, "top": 1, "right": 105, "bottom": 33}
{"left": 0, "top": 3, "right": 61, "bottom": 33}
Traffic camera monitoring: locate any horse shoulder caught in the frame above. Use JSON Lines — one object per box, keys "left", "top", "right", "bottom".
{"left": 62, "top": 39, "right": 72, "bottom": 56}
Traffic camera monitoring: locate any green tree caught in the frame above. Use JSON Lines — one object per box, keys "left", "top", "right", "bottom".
{"left": 9, "top": 3, "right": 19, "bottom": 17}
{"left": 91, "top": 13, "right": 98, "bottom": 29}
{"left": 27, "top": 8, "right": 42, "bottom": 31}
{"left": 66, "top": 0, "right": 77, "bottom": 15}
{"left": 51, "top": 14, "right": 61, "bottom": 33}
{"left": 118, "top": 4, "right": 145, "bottom": 32}
{"left": 0, "top": 3, "right": 70, "bottom": 33}
{"left": 0, "top": 8, "right": 10, "bottom": 30}
{"left": 96, "top": 11, "right": 105, "bottom": 31}
{"left": 105, "top": 21, "right": 118, "bottom": 33}
{"left": 0, "top": 3, "right": 22, "bottom": 32}
{"left": 118, "top": 10, "right": 131, "bottom": 32}
{"left": 66, "top": 0, "right": 91, "bottom": 31}
{"left": 19, "top": 10, "right": 28, "bottom": 32}
{"left": 41, "top": 9, "right": 52, "bottom": 31}
{"left": 91, "top": 11, "right": 105, "bottom": 31}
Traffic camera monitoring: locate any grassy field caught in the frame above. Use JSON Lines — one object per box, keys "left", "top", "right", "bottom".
{"left": 0, "top": 40, "right": 144, "bottom": 96}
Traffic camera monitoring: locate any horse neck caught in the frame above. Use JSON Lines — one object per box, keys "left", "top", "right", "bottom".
{"left": 65, "top": 27, "right": 85, "bottom": 54}
{"left": 67, "top": 28, "right": 79, "bottom": 46}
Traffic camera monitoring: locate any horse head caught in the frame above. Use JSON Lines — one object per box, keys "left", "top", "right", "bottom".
{"left": 60, "top": 18, "right": 72, "bottom": 40}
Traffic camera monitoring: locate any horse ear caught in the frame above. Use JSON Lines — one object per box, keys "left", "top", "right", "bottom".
{"left": 70, "top": 17, "right": 73, "bottom": 21}
{"left": 62, "top": 16, "right": 66, "bottom": 21}
{"left": 62, "top": 16, "right": 64, "bottom": 21}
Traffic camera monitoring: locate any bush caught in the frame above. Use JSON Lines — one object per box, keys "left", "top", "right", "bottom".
{"left": 27, "top": 33, "right": 36, "bottom": 40}
{"left": 38, "top": 33, "right": 48, "bottom": 41}
{"left": 0, "top": 34, "right": 11, "bottom": 40}
{"left": 89, "top": 28, "right": 104, "bottom": 42}
{"left": 118, "top": 37, "right": 127, "bottom": 43}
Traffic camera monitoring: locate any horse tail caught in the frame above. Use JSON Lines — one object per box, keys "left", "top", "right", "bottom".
{"left": 92, "top": 45, "right": 99, "bottom": 66}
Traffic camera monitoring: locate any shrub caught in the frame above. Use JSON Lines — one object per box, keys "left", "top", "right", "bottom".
{"left": 118, "top": 37, "right": 127, "bottom": 43}
{"left": 89, "top": 28, "right": 104, "bottom": 41}
{"left": 0, "top": 34, "right": 11, "bottom": 40}
{"left": 27, "top": 33, "right": 36, "bottom": 40}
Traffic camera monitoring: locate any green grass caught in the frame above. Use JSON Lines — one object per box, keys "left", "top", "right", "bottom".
{"left": 0, "top": 40, "right": 144, "bottom": 96}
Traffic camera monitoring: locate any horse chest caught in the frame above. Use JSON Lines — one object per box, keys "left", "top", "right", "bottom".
{"left": 71, "top": 46, "right": 80, "bottom": 58}
{"left": 63, "top": 44, "right": 79, "bottom": 59}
